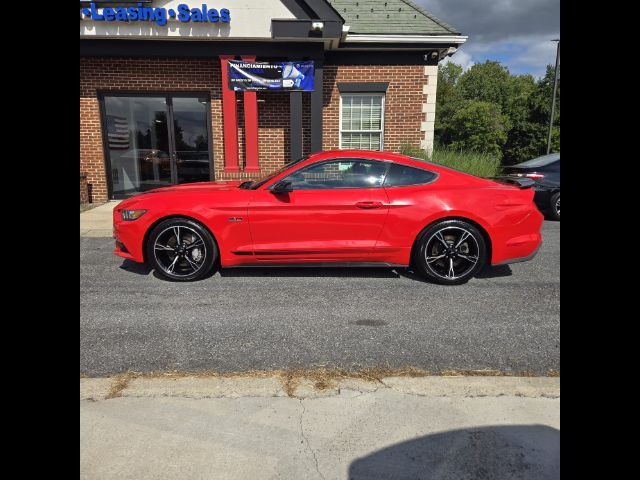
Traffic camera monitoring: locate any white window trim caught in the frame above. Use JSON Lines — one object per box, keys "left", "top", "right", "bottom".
{"left": 339, "top": 92, "right": 385, "bottom": 151}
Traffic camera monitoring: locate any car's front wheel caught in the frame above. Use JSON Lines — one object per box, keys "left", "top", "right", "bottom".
{"left": 414, "top": 219, "right": 487, "bottom": 285}
{"left": 146, "top": 218, "right": 217, "bottom": 281}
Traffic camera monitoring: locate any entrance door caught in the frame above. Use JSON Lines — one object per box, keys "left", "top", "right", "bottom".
{"left": 101, "top": 94, "right": 212, "bottom": 198}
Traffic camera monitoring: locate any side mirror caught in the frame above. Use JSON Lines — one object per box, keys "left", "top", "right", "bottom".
{"left": 271, "top": 180, "right": 293, "bottom": 194}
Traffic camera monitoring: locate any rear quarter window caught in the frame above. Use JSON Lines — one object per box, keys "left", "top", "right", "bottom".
{"left": 384, "top": 163, "right": 437, "bottom": 187}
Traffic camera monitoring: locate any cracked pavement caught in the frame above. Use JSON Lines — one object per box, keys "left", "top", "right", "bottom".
{"left": 80, "top": 376, "right": 559, "bottom": 480}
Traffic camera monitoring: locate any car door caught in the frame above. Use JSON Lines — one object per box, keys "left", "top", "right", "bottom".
{"left": 247, "top": 158, "right": 390, "bottom": 262}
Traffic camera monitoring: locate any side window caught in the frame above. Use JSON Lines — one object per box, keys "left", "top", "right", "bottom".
{"left": 283, "top": 159, "right": 387, "bottom": 190}
{"left": 383, "top": 163, "right": 437, "bottom": 187}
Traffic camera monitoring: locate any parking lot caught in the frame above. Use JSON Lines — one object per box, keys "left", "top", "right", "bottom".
{"left": 80, "top": 221, "right": 559, "bottom": 376}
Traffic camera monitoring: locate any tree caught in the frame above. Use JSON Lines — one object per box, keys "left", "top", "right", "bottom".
{"left": 457, "top": 61, "right": 514, "bottom": 112}
{"left": 447, "top": 100, "right": 509, "bottom": 158}
{"left": 435, "top": 63, "right": 464, "bottom": 147}
{"left": 434, "top": 60, "right": 560, "bottom": 164}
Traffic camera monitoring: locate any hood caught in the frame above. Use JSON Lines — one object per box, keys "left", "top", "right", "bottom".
{"left": 140, "top": 180, "right": 245, "bottom": 194}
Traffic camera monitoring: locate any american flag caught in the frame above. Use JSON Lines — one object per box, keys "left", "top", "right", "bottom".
{"left": 106, "top": 115, "right": 129, "bottom": 150}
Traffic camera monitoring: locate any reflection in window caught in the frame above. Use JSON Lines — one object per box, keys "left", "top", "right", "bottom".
{"left": 284, "top": 160, "right": 387, "bottom": 190}
{"left": 104, "top": 96, "right": 172, "bottom": 196}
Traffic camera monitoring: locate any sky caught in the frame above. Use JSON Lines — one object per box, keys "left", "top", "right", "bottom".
{"left": 415, "top": 0, "right": 560, "bottom": 79}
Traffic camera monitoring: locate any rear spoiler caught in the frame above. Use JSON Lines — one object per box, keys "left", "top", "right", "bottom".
{"left": 489, "top": 176, "right": 535, "bottom": 189}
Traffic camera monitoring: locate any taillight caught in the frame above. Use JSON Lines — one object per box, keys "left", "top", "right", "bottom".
{"left": 524, "top": 173, "right": 545, "bottom": 180}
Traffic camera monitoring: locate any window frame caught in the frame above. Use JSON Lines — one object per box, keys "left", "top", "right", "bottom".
{"left": 339, "top": 92, "right": 386, "bottom": 151}
{"left": 275, "top": 158, "right": 391, "bottom": 191}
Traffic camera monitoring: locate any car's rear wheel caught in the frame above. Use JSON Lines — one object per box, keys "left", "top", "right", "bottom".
{"left": 146, "top": 218, "right": 217, "bottom": 281}
{"left": 548, "top": 192, "right": 560, "bottom": 221}
{"left": 414, "top": 219, "right": 487, "bottom": 285}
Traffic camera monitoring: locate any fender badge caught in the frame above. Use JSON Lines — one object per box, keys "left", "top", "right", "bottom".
{"left": 228, "top": 217, "right": 243, "bottom": 222}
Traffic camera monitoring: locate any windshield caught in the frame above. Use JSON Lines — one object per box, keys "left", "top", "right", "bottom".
{"left": 247, "top": 155, "right": 309, "bottom": 190}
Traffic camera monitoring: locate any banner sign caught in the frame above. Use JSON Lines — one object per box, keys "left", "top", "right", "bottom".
{"left": 228, "top": 61, "right": 314, "bottom": 92}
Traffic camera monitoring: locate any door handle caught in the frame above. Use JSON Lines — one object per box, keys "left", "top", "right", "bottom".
{"left": 355, "top": 201, "right": 384, "bottom": 209}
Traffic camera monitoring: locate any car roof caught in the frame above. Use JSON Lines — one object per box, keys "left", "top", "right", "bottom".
{"left": 307, "top": 150, "right": 442, "bottom": 170}
{"left": 513, "top": 153, "right": 560, "bottom": 168}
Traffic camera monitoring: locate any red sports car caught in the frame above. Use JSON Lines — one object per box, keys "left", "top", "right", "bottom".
{"left": 113, "top": 150, "right": 543, "bottom": 285}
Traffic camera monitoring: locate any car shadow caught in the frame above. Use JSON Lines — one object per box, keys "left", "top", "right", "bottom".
{"left": 476, "top": 264, "right": 513, "bottom": 278}
{"left": 119, "top": 259, "right": 153, "bottom": 275}
{"left": 348, "top": 425, "right": 559, "bottom": 480}
{"left": 119, "top": 261, "right": 512, "bottom": 282}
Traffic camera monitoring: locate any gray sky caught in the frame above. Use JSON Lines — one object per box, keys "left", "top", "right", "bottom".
{"left": 415, "top": 0, "right": 560, "bottom": 78}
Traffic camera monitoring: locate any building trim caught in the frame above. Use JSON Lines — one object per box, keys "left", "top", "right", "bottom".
{"left": 343, "top": 34, "right": 467, "bottom": 44}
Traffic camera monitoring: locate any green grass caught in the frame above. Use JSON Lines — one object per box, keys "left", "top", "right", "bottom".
{"left": 400, "top": 144, "right": 501, "bottom": 178}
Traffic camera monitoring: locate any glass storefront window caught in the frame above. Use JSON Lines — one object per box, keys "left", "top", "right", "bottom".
{"left": 102, "top": 94, "right": 212, "bottom": 198}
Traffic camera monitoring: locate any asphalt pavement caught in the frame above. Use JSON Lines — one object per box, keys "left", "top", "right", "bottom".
{"left": 80, "top": 221, "right": 559, "bottom": 376}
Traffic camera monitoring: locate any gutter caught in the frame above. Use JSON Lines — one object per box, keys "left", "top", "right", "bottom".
{"left": 343, "top": 34, "right": 468, "bottom": 45}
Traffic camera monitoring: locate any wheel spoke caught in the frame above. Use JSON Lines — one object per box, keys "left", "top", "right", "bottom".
{"left": 173, "top": 226, "right": 181, "bottom": 245}
{"left": 154, "top": 244, "right": 173, "bottom": 251}
{"left": 458, "top": 253, "right": 478, "bottom": 264}
{"left": 448, "top": 258, "right": 455, "bottom": 278}
{"left": 167, "top": 255, "right": 179, "bottom": 273}
{"left": 455, "top": 231, "right": 471, "bottom": 248}
{"left": 426, "top": 254, "right": 446, "bottom": 264}
{"left": 184, "top": 255, "right": 201, "bottom": 271}
{"left": 185, "top": 240, "right": 204, "bottom": 249}
{"left": 435, "top": 231, "right": 449, "bottom": 248}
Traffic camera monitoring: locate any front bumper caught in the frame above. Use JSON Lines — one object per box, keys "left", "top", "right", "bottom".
{"left": 113, "top": 207, "right": 148, "bottom": 263}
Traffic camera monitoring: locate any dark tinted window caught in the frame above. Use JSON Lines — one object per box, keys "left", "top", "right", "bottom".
{"left": 384, "top": 163, "right": 437, "bottom": 187}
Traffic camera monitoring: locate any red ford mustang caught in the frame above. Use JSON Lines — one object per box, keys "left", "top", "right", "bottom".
{"left": 113, "top": 150, "right": 543, "bottom": 285}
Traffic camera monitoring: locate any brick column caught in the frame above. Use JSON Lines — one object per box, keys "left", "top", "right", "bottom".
{"left": 219, "top": 55, "right": 240, "bottom": 172}
{"left": 241, "top": 56, "right": 260, "bottom": 172}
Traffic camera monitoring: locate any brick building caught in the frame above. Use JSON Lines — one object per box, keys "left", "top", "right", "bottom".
{"left": 80, "top": 0, "right": 466, "bottom": 202}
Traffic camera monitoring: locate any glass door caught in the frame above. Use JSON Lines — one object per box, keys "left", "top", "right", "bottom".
{"left": 102, "top": 94, "right": 212, "bottom": 198}
{"left": 170, "top": 97, "right": 212, "bottom": 184}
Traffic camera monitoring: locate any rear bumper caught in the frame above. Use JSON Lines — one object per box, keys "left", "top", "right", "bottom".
{"left": 490, "top": 208, "right": 544, "bottom": 266}
{"left": 493, "top": 242, "right": 541, "bottom": 266}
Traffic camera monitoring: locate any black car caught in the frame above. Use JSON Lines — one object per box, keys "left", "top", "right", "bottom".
{"left": 502, "top": 153, "right": 560, "bottom": 221}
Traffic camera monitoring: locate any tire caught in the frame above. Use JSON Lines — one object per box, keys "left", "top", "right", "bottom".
{"left": 547, "top": 192, "right": 560, "bottom": 221}
{"left": 414, "top": 219, "right": 487, "bottom": 285}
{"left": 146, "top": 217, "right": 217, "bottom": 282}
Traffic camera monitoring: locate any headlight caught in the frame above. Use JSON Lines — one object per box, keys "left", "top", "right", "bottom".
{"left": 121, "top": 209, "right": 147, "bottom": 221}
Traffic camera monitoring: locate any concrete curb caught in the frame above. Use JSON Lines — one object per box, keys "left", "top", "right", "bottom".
{"left": 80, "top": 376, "right": 559, "bottom": 401}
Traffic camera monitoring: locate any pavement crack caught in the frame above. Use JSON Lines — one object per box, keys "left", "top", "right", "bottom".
{"left": 298, "top": 399, "right": 325, "bottom": 480}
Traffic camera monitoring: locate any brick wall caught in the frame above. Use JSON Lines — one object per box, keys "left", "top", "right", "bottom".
{"left": 81, "top": 58, "right": 425, "bottom": 201}
{"left": 322, "top": 65, "right": 424, "bottom": 152}
{"left": 80, "top": 174, "right": 89, "bottom": 204}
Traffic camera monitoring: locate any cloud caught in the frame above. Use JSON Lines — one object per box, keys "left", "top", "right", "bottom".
{"left": 441, "top": 49, "right": 474, "bottom": 71}
{"left": 415, "top": 0, "right": 559, "bottom": 79}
